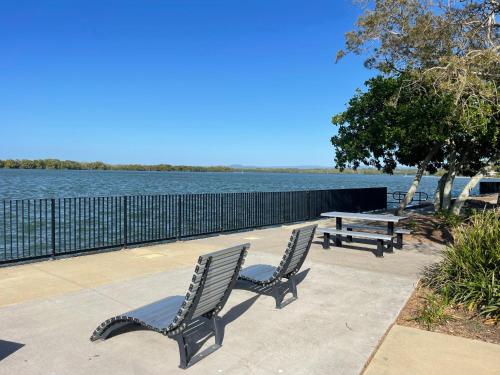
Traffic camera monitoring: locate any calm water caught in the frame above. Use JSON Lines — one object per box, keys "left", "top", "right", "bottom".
{"left": 0, "top": 169, "right": 479, "bottom": 201}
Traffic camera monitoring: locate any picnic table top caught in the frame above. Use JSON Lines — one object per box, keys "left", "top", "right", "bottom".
{"left": 320, "top": 211, "right": 407, "bottom": 223}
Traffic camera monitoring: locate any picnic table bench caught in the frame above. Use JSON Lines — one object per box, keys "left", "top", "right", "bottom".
{"left": 319, "top": 211, "right": 410, "bottom": 257}
{"left": 343, "top": 224, "right": 411, "bottom": 249}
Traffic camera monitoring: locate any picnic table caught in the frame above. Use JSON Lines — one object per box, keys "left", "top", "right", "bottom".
{"left": 319, "top": 211, "right": 408, "bottom": 254}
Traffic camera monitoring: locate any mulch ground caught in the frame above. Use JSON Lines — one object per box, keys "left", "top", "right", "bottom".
{"left": 397, "top": 285, "right": 500, "bottom": 345}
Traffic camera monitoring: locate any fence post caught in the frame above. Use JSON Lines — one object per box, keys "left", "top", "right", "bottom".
{"left": 282, "top": 192, "right": 286, "bottom": 223}
{"left": 307, "top": 190, "right": 311, "bottom": 220}
{"left": 51, "top": 198, "right": 56, "bottom": 257}
{"left": 219, "top": 194, "right": 224, "bottom": 232}
{"left": 177, "top": 195, "right": 182, "bottom": 239}
{"left": 123, "top": 196, "right": 128, "bottom": 248}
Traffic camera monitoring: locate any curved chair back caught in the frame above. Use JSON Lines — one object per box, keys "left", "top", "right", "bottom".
{"left": 174, "top": 244, "right": 249, "bottom": 326}
{"left": 275, "top": 225, "right": 317, "bottom": 279}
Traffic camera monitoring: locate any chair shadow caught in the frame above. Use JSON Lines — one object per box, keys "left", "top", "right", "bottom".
{"left": 101, "top": 294, "right": 261, "bottom": 368}
{"left": 183, "top": 294, "right": 260, "bottom": 366}
{"left": 0, "top": 339, "right": 24, "bottom": 361}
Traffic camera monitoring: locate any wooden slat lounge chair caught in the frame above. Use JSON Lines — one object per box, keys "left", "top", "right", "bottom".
{"left": 90, "top": 243, "right": 250, "bottom": 369}
{"left": 236, "top": 225, "right": 316, "bottom": 309}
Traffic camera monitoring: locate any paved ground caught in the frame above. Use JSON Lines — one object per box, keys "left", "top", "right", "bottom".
{"left": 364, "top": 325, "right": 500, "bottom": 375}
{"left": 0, "top": 218, "right": 445, "bottom": 374}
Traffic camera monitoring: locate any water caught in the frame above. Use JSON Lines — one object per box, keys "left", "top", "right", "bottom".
{"left": 0, "top": 169, "right": 479, "bottom": 201}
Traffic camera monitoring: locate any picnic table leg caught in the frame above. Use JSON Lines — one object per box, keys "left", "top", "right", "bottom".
{"left": 386, "top": 222, "right": 394, "bottom": 252}
{"left": 387, "top": 222, "right": 394, "bottom": 235}
{"left": 335, "top": 217, "right": 342, "bottom": 247}
{"left": 322, "top": 233, "right": 330, "bottom": 249}
{"left": 346, "top": 227, "right": 353, "bottom": 242}
{"left": 376, "top": 240, "right": 384, "bottom": 257}
{"left": 396, "top": 233, "right": 403, "bottom": 249}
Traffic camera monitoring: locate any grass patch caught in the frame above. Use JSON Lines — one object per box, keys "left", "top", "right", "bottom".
{"left": 404, "top": 218, "right": 418, "bottom": 231}
{"left": 411, "top": 292, "right": 451, "bottom": 330}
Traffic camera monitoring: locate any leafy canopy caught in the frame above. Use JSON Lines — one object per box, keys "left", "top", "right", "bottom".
{"left": 332, "top": 75, "right": 452, "bottom": 173}
{"left": 337, "top": 0, "right": 499, "bottom": 132}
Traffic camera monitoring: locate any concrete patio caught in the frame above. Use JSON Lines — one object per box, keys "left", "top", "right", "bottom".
{"left": 1, "top": 218, "right": 444, "bottom": 374}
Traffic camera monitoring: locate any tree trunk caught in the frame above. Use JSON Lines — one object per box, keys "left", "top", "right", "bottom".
{"left": 442, "top": 155, "right": 457, "bottom": 211}
{"left": 396, "top": 144, "right": 439, "bottom": 215}
{"left": 433, "top": 173, "right": 447, "bottom": 211}
{"left": 450, "top": 164, "right": 494, "bottom": 215}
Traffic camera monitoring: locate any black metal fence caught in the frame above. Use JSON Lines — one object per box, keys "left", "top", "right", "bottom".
{"left": 479, "top": 181, "right": 500, "bottom": 194}
{"left": 0, "top": 187, "right": 386, "bottom": 264}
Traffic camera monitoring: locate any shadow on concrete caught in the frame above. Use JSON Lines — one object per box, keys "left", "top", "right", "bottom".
{"left": 236, "top": 268, "right": 310, "bottom": 294}
{"left": 181, "top": 294, "right": 261, "bottom": 367}
{"left": 313, "top": 239, "right": 384, "bottom": 257}
{"left": 101, "top": 295, "right": 261, "bottom": 368}
{"left": 234, "top": 268, "right": 311, "bottom": 308}
{"left": 0, "top": 339, "right": 24, "bottom": 361}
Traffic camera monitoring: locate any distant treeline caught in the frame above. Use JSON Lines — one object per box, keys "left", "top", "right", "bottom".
{"left": 0, "top": 158, "right": 419, "bottom": 175}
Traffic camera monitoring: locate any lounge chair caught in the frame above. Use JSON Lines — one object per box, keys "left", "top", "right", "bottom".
{"left": 236, "top": 225, "right": 316, "bottom": 308}
{"left": 90, "top": 243, "right": 249, "bottom": 369}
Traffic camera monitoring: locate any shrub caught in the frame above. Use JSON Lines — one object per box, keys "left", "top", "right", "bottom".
{"left": 424, "top": 209, "right": 500, "bottom": 319}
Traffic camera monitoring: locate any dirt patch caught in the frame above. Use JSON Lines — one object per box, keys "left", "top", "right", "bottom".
{"left": 402, "top": 212, "right": 454, "bottom": 245}
{"left": 397, "top": 285, "right": 500, "bottom": 345}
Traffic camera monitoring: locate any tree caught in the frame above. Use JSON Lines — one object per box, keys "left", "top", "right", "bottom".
{"left": 332, "top": 75, "right": 452, "bottom": 201}
{"left": 3, "top": 159, "right": 20, "bottom": 168}
{"left": 336, "top": 0, "right": 499, "bottom": 213}
{"left": 448, "top": 111, "right": 500, "bottom": 214}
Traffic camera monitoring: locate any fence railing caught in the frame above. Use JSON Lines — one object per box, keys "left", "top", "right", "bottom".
{"left": 0, "top": 187, "right": 386, "bottom": 264}
{"left": 387, "top": 191, "right": 429, "bottom": 206}
{"left": 479, "top": 181, "right": 500, "bottom": 194}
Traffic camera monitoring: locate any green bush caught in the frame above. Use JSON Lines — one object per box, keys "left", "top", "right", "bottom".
{"left": 424, "top": 209, "right": 500, "bottom": 319}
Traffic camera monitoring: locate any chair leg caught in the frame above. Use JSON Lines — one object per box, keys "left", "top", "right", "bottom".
{"left": 289, "top": 276, "right": 298, "bottom": 299}
{"left": 273, "top": 284, "right": 285, "bottom": 309}
{"left": 174, "top": 334, "right": 190, "bottom": 369}
{"left": 396, "top": 233, "right": 403, "bottom": 249}
{"left": 376, "top": 240, "right": 384, "bottom": 258}
{"left": 212, "top": 316, "right": 223, "bottom": 347}
{"left": 273, "top": 278, "right": 298, "bottom": 309}
{"left": 322, "top": 233, "right": 330, "bottom": 249}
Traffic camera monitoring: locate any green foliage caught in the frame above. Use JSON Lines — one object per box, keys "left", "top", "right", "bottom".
{"left": 434, "top": 210, "right": 464, "bottom": 229}
{"left": 335, "top": 0, "right": 499, "bottom": 213}
{"left": 331, "top": 75, "right": 451, "bottom": 173}
{"left": 412, "top": 292, "right": 451, "bottom": 331}
{"left": 337, "top": 0, "right": 499, "bottom": 115}
{"left": 424, "top": 209, "right": 500, "bottom": 319}
{"left": 404, "top": 218, "right": 418, "bottom": 231}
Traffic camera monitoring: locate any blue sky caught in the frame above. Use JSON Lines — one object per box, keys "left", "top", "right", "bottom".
{"left": 0, "top": 0, "right": 374, "bottom": 167}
